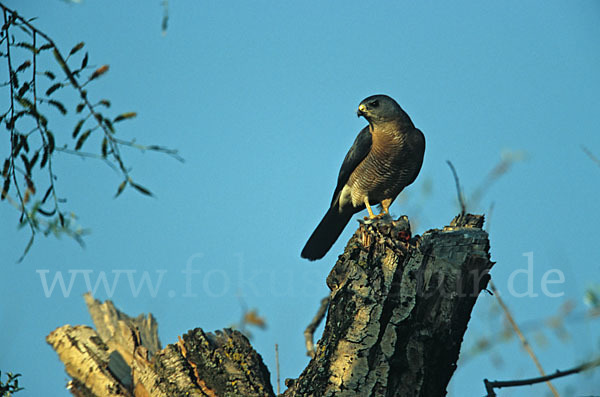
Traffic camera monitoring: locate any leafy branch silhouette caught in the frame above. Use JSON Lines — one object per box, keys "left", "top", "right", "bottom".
{"left": 0, "top": 3, "right": 183, "bottom": 261}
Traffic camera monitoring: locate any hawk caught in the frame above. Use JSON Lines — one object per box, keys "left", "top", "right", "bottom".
{"left": 301, "top": 94, "right": 425, "bottom": 260}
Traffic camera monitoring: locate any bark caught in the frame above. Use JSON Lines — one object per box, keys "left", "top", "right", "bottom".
{"left": 47, "top": 294, "right": 274, "bottom": 397}
{"left": 47, "top": 214, "right": 492, "bottom": 397}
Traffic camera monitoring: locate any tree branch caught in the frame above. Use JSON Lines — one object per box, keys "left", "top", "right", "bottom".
{"left": 446, "top": 160, "right": 466, "bottom": 216}
{"left": 484, "top": 357, "right": 600, "bottom": 396}
{"left": 489, "top": 281, "right": 559, "bottom": 396}
{"left": 303, "top": 295, "right": 330, "bottom": 358}
{"left": 48, "top": 214, "right": 497, "bottom": 396}
{"left": 285, "top": 213, "right": 492, "bottom": 396}
{"left": 582, "top": 145, "right": 600, "bottom": 169}
{"left": 0, "top": 2, "right": 183, "bottom": 260}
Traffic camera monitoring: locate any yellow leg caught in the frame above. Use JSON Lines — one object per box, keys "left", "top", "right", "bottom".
{"left": 364, "top": 197, "right": 376, "bottom": 218}
{"left": 380, "top": 198, "right": 392, "bottom": 216}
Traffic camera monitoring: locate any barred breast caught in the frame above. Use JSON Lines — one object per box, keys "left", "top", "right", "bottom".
{"left": 347, "top": 127, "right": 423, "bottom": 208}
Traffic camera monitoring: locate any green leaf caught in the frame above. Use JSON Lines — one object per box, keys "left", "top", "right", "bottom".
{"left": 18, "top": 81, "right": 30, "bottom": 97}
{"left": 104, "top": 118, "right": 115, "bottom": 133}
{"left": 76, "top": 103, "right": 85, "bottom": 113}
{"left": 20, "top": 134, "right": 30, "bottom": 153}
{"left": 18, "top": 21, "right": 33, "bottom": 37}
{"left": 40, "top": 146, "right": 49, "bottom": 169}
{"left": 11, "top": 133, "right": 20, "bottom": 153}
{"left": 131, "top": 182, "right": 153, "bottom": 197}
{"left": 16, "top": 60, "right": 31, "bottom": 73}
{"left": 69, "top": 41, "right": 84, "bottom": 56}
{"left": 113, "top": 112, "right": 137, "bottom": 122}
{"left": 53, "top": 48, "right": 78, "bottom": 86}
{"left": 114, "top": 179, "right": 127, "bottom": 198}
{"left": 53, "top": 48, "right": 67, "bottom": 69}
{"left": 81, "top": 52, "right": 89, "bottom": 69}
{"left": 48, "top": 99, "right": 67, "bottom": 115}
{"left": 1, "top": 176, "right": 10, "bottom": 200}
{"left": 30, "top": 150, "right": 40, "bottom": 170}
{"left": 75, "top": 129, "right": 92, "bottom": 150}
{"left": 25, "top": 175, "right": 35, "bottom": 193}
{"left": 101, "top": 137, "right": 108, "bottom": 157}
{"left": 11, "top": 135, "right": 21, "bottom": 157}
{"left": 10, "top": 70, "right": 19, "bottom": 88}
{"left": 39, "top": 43, "right": 53, "bottom": 51}
{"left": 98, "top": 99, "right": 111, "bottom": 108}
{"left": 2, "top": 158, "right": 9, "bottom": 177}
{"left": 72, "top": 119, "right": 85, "bottom": 138}
{"left": 44, "top": 70, "right": 56, "bottom": 80}
{"left": 46, "top": 82, "right": 62, "bottom": 96}
{"left": 46, "top": 131, "right": 55, "bottom": 154}
{"left": 16, "top": 96, "right": 33, "bottom": 109}
{"left": 89, "top": 65, "right": 109, "bottom": 80}
{"left": 15, "top": 41, "right": 37, "bottom": 52}
{"left": 36, "top": 111, "right": 48, "bottom": 127}
{"left": 20, "top": 153, "right": 31, "bottom": 174}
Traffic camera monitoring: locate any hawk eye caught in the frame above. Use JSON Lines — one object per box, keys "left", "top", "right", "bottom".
{"left": 370, "top": 100, "right": 379, "bottom": 108}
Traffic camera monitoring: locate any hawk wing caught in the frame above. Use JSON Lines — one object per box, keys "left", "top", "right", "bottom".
{"left": 330, "top": 126, "right": 372, "bottom": 207}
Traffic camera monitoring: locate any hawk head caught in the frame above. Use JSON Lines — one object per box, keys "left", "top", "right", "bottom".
{"left": 357, "top": 94, "right": 410, "bottom": 125}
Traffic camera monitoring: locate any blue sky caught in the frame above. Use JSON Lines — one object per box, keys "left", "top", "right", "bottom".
{"left": 1, "top": 1, "right": 599, "bottom": 395}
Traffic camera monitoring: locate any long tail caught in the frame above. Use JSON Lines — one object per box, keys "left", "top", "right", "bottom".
{"left": 301, "top": 206, "right": 353, "bottom": 261}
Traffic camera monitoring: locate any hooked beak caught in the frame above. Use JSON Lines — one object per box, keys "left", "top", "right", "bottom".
{"left": 357, "top": 104, "right": 367, "bottom": 118}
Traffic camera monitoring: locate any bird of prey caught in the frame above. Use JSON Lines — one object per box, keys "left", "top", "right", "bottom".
{"left": 301, "top": 94, "right": 425, "bottom": 260}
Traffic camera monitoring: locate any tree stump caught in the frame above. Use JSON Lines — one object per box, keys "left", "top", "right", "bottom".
{"left": 47, "top": 214, "right": 493, "bottom": 397}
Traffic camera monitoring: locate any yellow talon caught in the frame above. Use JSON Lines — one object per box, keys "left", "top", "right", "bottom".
{"left": 379, "top": 198, "right": 392, "bottom": 217}
{"left": 364, "top": 197, "right": 376, "bottom": 218}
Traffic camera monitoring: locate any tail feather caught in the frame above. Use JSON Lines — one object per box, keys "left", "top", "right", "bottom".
{"left": 301, "top": 206, "right": 353, "bottom": 260}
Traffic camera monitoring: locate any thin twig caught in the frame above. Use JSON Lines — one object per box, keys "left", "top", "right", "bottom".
{"left": 51, "top": 38, "right": 130, "bottom": 176}
{"left": 304, "top": 295, "right": 330, "bottom": 358}
{"left": 3, "top": 8, "right": 35, "bottom": 238}
{"left": 32, "top": 29, "right": 62, "bottom": 220}
{"left": 55, "top": 147, "right": 119, "bottom": 173}
{"left": 161, "top": 0, "right": 169, "bottom": 36}
{"left": 237, "top": 295, "right": 249, "bottom": 336}
{"left": 470, "top": 166, "right": 502, "bottom": 209}
{"left": 485, "top": 201, "right": 494, "bottom": 233}
{"left": 0, "top": 1, "right": 182, "bottom": 182}
{"left": 0, "top": 4, "right": 54, "bottom": 44}
{"left": 484, "top": 356, "right": 600, "bottom": 396}
{"left": 462, "top": 303, "right": 599, "bottom": 363}
{"left": 489, "top": 281, "right": 559, "bottom": 397}
{"left": 113, "top": 137, "right": 184, "bottom": 163}
{"left": 0, "top": 2, "right": 183, "bottom": 261}
{"left": 582, "top": 145, "right": 600, "bottom": 169}
{"left": 275, "top": 343, "right": 280, "bottom": 395}
{"left": 446, "top": 160, "right": 466, "bottom": 216}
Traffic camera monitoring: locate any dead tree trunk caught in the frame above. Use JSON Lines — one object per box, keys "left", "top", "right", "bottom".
{"left": 47, "top": 214, "right": 493, "bottom": 397}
